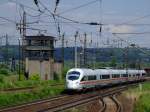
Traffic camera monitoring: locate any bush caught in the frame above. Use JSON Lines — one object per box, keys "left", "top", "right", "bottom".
{"left": 0, "top": 86, "right": 64, "bottom": 108}
{"left": 0, "top": 64, "right": 8, "bottom": 69}
{"left": 0, "top": 75, "right": 4, "bottom": 83}
{"left": 0, "top": 69, "right": 9, "bottom": 76}
{"left": 19, "top": 74, "right": 26, "bottom": 81}
{"left": 134, "top": 94, "right": 150, "bottom": 112}
{"left": 62, "top": 67, "right": 69, "bottom": 79}
{"left": 53, "top": 72, "right": 60, "bottom": 81}
{"left": 29, "top": 74, "right": 40, "bottom": 81}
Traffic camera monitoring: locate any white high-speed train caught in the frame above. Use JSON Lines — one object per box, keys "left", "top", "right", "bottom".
{"left": 66, "top": 68, "right": 146, "bottom": 90}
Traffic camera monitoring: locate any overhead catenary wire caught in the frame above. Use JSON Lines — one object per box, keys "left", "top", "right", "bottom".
{"left": 36, "top": 0, "right": 106, "bottom": 26}
{"left": 9, "top": 0, "right": 101, "bottom": 26}
{"left": 113, "top": 32, "right": 150, "bottom": 35}
{"left": 3, "top": 0, "right": 150, "bottom": 50}
{"left": 0, "top": 16, "right": 17, "bottom": 24}
{"left": 115, "top": 14, "right": 150, "bottom": 26}
{"left": 58, "top": 0, "right": 100, "bottom": 15}
{"left": 33, "top": 0, "right": 62, "bottom": 38}
{"left": 9, "top": 0, "right": 40, "bottom": 12}
{"left": 112, "top": 33, "right": 150, "bottom": 56}
{"left": 6, "top": 0, "right": 119, "bottom": 28}
{"left": 8, "top": 0, "right": 150, "bottom": 27}
{"left": 110, "top": 13, "right": 150, "bottom": 49}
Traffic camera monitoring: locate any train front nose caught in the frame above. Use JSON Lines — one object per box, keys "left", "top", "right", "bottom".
{"left": 66, "top": 71, "right": 81, "bottom": 90}
{"left": 66, "top": 81, "right": 79, "bottom": 90}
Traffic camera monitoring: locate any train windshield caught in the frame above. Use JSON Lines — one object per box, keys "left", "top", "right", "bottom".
{"left": 68, "top": 71, "right": 80, "bottom": 80}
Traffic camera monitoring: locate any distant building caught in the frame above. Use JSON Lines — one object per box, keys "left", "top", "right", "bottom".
{"left": 24, "top": 35, "right": 62, "bottom": 80}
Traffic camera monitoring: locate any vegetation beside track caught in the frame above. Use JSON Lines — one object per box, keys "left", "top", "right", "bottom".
{"left": 133, "top": 82, "right": 150, "bottom": 112}
{"left": 0, "top": 63, "right": 66, "bottom": 108}
{"left": 125, "top": 82, "right": 150, "bottom": 112}
{"left": 0, "top": 79, "right": 64, "bottom": 90}
{"left": 0, "top": 83, "right": 64, "bottom": 108}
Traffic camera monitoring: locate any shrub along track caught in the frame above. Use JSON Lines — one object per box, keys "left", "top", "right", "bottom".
{"left": 0, "top": 83, "right": 138, "bottom": 112}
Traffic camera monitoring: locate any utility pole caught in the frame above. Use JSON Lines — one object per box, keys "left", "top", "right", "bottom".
{"left": 61, "top": 33, "right": 65, "bottom": 72}
{"left": 93, "top": 42, "right": 96, "bottom": 69}
{"left": 124, "top": 47, "right": 129, "bottom": 74}
{"left": 83, "top": 33, "right": 87, "bottom": 68}
{"left": 23, "top": 11, "right": 26, "bottom": 39}
{"left": 5, "top": 34, "right": 9, "bottom": 65}
{"left": 22, "top": 11, "right": 26, "bottom": 74}
{"left": 16, "top": 8, "right": 26, "bottom": 80}
{"left": 74, "top": 31, "right": 78, "bottom": 68}
{"left": 18, "top": 38, "right": 21, "bottom": 81}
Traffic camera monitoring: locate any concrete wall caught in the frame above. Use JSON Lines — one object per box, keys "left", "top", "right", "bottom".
{"left": 25, "top": 58, "right": 54, "bottom": 80}
{"left": 54, "top": 62, "right": 62, "bottom": 79}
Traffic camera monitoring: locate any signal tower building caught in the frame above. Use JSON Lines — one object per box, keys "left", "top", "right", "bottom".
{"left": 24, "top": 35, "right": 56, "bottom": 80}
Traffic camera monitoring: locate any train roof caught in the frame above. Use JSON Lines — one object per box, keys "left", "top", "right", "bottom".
{"left": 67, "top": 68, "right": 145, "bottom": 76}
{"left": 110, "top": 69, "right": 126, "bottom": 74}
{"left": 67, "top": 68, "right": 94, "bottom": 75}
{"left": 94, "top": 69, "right": 127, "bottom": 75}
{"left": 94, "top": 69, "right": 111, "bottom": 75}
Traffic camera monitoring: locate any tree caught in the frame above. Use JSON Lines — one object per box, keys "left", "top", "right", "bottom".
{"left": 109, "top": 56, "right": 117, "bottom": 67}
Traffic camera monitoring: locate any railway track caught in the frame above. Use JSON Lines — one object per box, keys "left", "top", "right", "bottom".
{"left": 110, "top": 95, "right": 122, "bottom": 112}
{"left": 99, "top": 98, "right": 106, "bottom": 112}
{"left": 0, "top": 94, "right": 69, "bottom": 112}
{"left": 0, "top": 79, "right": 147, "bottom": 112}
{"left": 0, "top": 84, "right": 133, "bottom": 112}
{"left": 39, "top": 86, "right": 126, "bottom": 112}
{"left": 99, "top": 95, "right": 122, "bottom": 112}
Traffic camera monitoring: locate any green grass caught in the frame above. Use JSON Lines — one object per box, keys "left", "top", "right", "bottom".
{"left": 0, "top": 78, "right": 65, "bottom": 108}
{"left": 0, "top": 76, "right": 64, "bottom": 108}
{"left": 133, "top": 82, "right": 150, "bottom": 112}
{"left": 0, "top": 79, "right": 64, "bottom": 90}
{"left": 0, "top": 65, "right": 66, "bottom": 108}
{"left": 134, "top": 93, "right": 150, "bottom": 112}
{"left": 0, "top": 85, "right": 64, "bottom": 108}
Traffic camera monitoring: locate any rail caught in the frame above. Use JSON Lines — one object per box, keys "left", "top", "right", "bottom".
{"left": 110, "top": 94, "right": 123, "bottom": 112}
{"left": 99, "top": 98, "right": 106, "bottom": 112}
{"left": 38, "top": 86, "right": 128, "bottom": 112}
{"left": 0, "top": 83, "right": 138, "bottom": 112}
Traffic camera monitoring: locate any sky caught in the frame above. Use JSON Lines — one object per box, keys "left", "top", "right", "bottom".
{"left": 0, "top": 0, "right": 150, "bottom": 48}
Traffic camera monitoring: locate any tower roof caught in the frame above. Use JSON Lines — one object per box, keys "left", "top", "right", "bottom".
{"left": 25, "top": 35, "right": 56, "bottom": 40}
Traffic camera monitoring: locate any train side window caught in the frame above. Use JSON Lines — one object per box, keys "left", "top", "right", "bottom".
{"left": 123, "top": 74, "right": 128, "bottom": 77}
{"left": 88, "top": 76, "right": 96, "bottom": 80}
{"left": 112, "top": 74, "right": 120, "bottom": 78}
{"left": 142, "top": 73, "right": 146, "bottom": 76}
{"left": 101, "top": 75, "right": 110, "bottom": 79}
{"left": 133, "top": 74, "right": 136, "bottom": 77}
{"left": 136, "top": 74, "right": 140, "bottom": 76}
{"left": 81, "top": 76, "right": 88, "bottom": 81}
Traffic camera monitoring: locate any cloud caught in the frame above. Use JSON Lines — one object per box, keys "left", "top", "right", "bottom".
{"left": 6, "top": 2, "right": 16, "bottom": 8}
{"left": 0, "top": 1, "right": 16, "bottom": 8}
{"left": 107, "top": 25, "right": 134, "bottom": 33}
